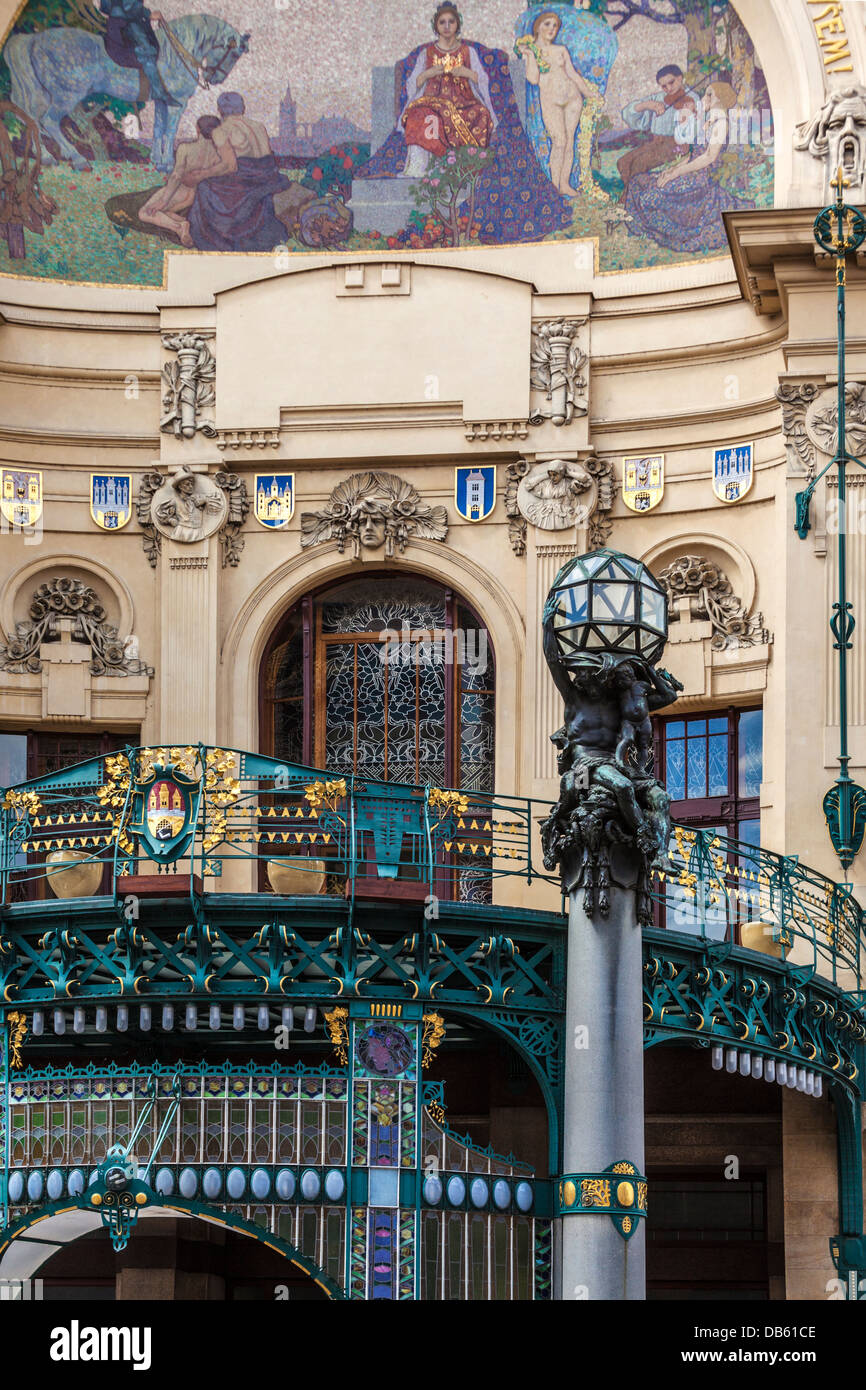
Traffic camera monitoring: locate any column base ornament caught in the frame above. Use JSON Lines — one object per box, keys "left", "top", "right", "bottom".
{"left": 557, "top": 1161, "right": 647, "bottom": 1240}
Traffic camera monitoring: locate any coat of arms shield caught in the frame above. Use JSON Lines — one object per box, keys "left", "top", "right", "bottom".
{"left": 1, "top": 469, "right": 42, "bottom": 529}
{"left": 622, "top": 456, "right": 664, "bottom": 513}
{"left": 128, "top": 750, "right": 200, "bottom": 863}
{"left": 91, "top": 474, "right": 132, "bottom": 531}
{"left": 712, "top": 444, "right": 753, "bottom": 503}
{"left": 255, "top": 474, "right": 295, "bottom": 529}
{"left": 455, "top": 466, "right": 496, "bottom": 522}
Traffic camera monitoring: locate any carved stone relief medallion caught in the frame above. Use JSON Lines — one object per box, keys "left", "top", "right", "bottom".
{"left": 150, "top": 466, "right": 228, "bottom": 544}
{"left": 516, "top": 459, "right": 598, "bottom": 531}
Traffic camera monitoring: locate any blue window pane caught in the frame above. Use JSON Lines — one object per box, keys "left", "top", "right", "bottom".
{"left": 687, "top": 719, "right": 706, "bottom": 735}
{"left": 738, "top": 711, "right": 763, "bottom": 798}
{"left": 708, "top": 717, "right": 727, "bottom": 734}
{"left": 665, "top": 739, "right": 686, "bottom": 800}
{"left": 708, "top": 735, "right": 728, "bottom": 796}
{"left": 666, "top": 721, "right": 685, "bottom": 738}
{"left": 686, "top": 738, "right": 707, "bottom": 799}
{"left": 563, "top": 584, "right": 588, "bottom": 622}
{"left": 0, "top": 733, "right": 27, "bottom": 786}
{"left": 737, "top": 819, "right": 760, "bottom": 849}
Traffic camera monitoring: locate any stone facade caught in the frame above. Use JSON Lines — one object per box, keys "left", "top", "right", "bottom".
{"left": 0, "top": 0, "right": 864, "bottom": 1303}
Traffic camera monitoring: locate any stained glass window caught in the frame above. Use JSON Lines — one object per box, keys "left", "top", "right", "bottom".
{"left": 263, "top": 579, "right": 495, "bottom": 796}
{"left": 738, "top": 710, "right": 763, "bottom": 798}
{"left": 658, "top": 708, "right": 761, "bottom": 840}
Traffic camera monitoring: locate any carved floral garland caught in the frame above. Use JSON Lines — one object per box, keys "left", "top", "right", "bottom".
{"left": 0, "top": 578, "right": 153, "bottom": 677}
{"left": 658, "top": 556, "right": 770, "bottom": 651}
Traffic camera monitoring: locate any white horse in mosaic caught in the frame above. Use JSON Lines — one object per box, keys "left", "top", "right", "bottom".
{"left": 5, "top": 14, "right": 250, "bottom": 171}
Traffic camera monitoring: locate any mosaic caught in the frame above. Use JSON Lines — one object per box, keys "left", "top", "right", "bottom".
{"left": 0, "top": 0, "right": 773, "bottom": 285}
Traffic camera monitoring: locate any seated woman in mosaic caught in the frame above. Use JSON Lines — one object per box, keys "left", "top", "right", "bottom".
{"left": 624, "top": 80, "right": 754, "bottom": 254}
{"left": 357, "top": 2, "right": 570, "bottom": 246}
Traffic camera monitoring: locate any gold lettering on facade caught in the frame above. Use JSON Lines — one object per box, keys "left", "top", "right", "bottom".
{"left": 808, "top": 0, "right": 853, "bottom": 72}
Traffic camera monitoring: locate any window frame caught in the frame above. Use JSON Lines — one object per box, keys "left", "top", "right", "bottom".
{"left": 1, "top": 727, "right": 137, "bottom": 901}
{"left": 652, "top": 705, "right": 762, "bottom": 842}
{"left": 259, "top": 573, "right": 495, "bottom": 791}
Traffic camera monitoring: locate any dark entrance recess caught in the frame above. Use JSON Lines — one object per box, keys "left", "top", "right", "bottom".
{"left": 38, "top": 1219, "right": 329, "bottom": 1301}
{"left": 644, "top": 1045, "right": 784, "bottom": 1300}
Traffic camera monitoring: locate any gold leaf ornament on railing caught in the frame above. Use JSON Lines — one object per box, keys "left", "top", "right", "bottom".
{"left": 203, "top": 750, "right": 241, "bottom": 853}
{"left": 96, "top": 753, "right": 134, "bottom": 855}
{"left": 304, "top": 778, "right": 348, "bottom": 824}
{"left": 427, "top": 788, "right": 469, "bottom": 827}
{"left": 2, "top": 787, "right": 41, "bottom": 816}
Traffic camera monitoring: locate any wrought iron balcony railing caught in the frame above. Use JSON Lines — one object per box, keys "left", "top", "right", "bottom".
{"left": 0, "top": 744, "right": 863, "bottom": 999}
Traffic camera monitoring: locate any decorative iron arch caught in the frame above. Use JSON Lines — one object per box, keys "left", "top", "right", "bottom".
{"left": 0, "top": 1196, "right": 346, "bottom": 1300}
{"left": 442, "top": 1005, "right": 562, "bottom": 1174}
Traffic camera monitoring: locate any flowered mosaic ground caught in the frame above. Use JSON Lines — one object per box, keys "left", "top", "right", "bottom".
{"left": 0, "top": 145, "right": 772, "bottom": 286}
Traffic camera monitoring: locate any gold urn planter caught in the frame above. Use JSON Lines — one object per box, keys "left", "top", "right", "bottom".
{"left": 45, "top": 850, "right": 104, "bottom": 899}
{"left": 740, "top": 921, "right": 785, "bottom": 958}
{"left": 267, "top": 856, "right": 327, "bottom": 895}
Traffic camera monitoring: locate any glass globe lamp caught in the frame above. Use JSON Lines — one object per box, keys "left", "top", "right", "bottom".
{"left": 544, "top": 550, "right": 668, "bottom": 667}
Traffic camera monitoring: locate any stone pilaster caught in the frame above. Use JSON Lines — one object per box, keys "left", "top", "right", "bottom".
{"left": 159, "top": 539, "right": 218, "bottom": 743}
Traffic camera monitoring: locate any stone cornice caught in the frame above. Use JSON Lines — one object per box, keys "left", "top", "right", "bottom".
{"left": 0, "top": 425, "right": 159, "bottom": 449}
{"left": 725, "top": 207, "right": 866, "bottom": 318}
{"left": 0, "top": 360, "right": 160, "bottom": 388}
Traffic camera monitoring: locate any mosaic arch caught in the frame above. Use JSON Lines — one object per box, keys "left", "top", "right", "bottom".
{"left": 0, "top": 0, "right": 773, "bottom": 285}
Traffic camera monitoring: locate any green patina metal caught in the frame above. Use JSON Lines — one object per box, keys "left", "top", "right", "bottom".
{"left": 2, "top": 1055, "right": 544, "bottom": 1299}
{"left": 794, "top": 172, "right": 866, "bottom": 870}
{"left": 0, "top": 1197, "right": 348, "bottom": 1300}
{"left": 642, "top": 931, "right": 865, "bottom": 1094}
{"left": 556, "top": 1162, "right": 647, "bottom": 1242}
{"left": 4, "top": 747, "right": 866, "bottom": 1293}
{"left": 89, "top": 1070, "right": 181, "bottom": 1249}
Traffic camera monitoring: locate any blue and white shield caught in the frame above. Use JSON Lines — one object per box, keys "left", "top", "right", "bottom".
{"left": 455, "top": 466, "right": 496, "bottom": 522}
{"left": 90, "top": 474, "right": 132, "bottom": 531}
{"left": 255, "top": 474, "right": 295, "bottom": 529}
{"left": 713, "top": 444, "right": 753, "bottom": 504}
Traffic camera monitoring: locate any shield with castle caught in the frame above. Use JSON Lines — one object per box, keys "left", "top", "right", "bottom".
{"left": 128, "top": 748, "right": 200, "bottom": 863}
{"left": 255, "top": 474, "right": 295, "bottom": 529}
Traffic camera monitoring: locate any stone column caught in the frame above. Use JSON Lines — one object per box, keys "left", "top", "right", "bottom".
{"left": 560, "top": 861, "right": 646, "bottom": 1300}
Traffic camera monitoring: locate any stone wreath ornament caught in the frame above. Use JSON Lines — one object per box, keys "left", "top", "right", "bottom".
{"left": 657, "top": 555, "right": 769, "bottom": 651}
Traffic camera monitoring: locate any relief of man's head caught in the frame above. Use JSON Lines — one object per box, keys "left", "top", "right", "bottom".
{"left": 171, "top": 466, "right": 197, "bottom": 497}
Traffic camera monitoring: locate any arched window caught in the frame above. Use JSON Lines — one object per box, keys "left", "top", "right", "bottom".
{"left": 261, "top": 575, "right": 494, "bottom": 793}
